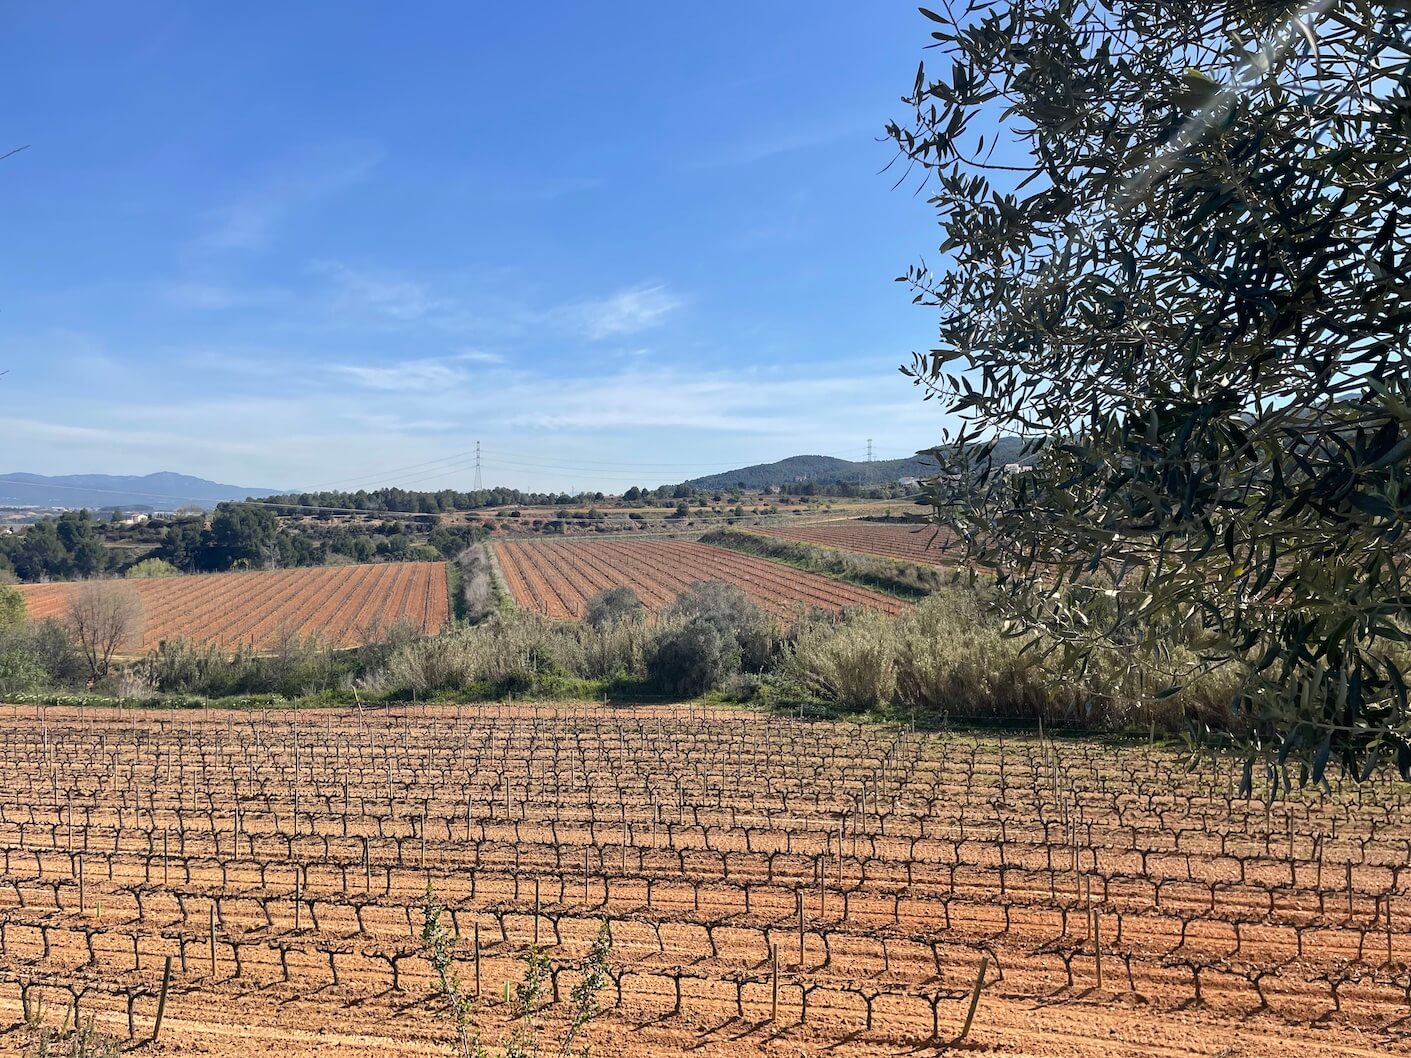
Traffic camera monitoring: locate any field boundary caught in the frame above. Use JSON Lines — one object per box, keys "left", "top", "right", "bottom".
{"left": 698, "top": 527, "right": 944, "bottom": 601}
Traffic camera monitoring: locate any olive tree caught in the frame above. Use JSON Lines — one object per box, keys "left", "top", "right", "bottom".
{"left": 584, "top": 587, "right": 645, "bottom": 628}
{"left": 890, "top": 1, "right": 1411, "bottom": 782}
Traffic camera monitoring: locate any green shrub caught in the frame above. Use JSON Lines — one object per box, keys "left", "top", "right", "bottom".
{"left": 366, "top": 608, "right": 657, "bottom": 695}
{"left": 134, "top": 630, "right": 352, "bottom": 699}
{"left": 0, "top": 617, "right": 84, "bottom": 690}
{"left": 664, "top": 581, "right": 775, "bottom": 671}
{"left": 892, "top": 588, "right": 1050, "bottom": 719}
{"left": 786, "top": 608, "right": 898, "bottom": 711}
{"left": 0, "top": 584, "right": 25, "bottom": 631}
{"left": 0, "top": 648, "right": 46, "bottom": 693}
{"left": 455, "top": 545, "right": 494, "bottom": 623}
{"left": 125, "top": 558, "right": 180, "bottom": 578}
{"left": 585, "top": 587, "right": 644, "bottom": 628}
{"left": 649, "top": 619, "right": 737, "bottom": 696}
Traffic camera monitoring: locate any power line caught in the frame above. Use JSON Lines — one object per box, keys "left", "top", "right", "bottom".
{"left": 301, "top": 449, "right": 480, "bottom": 490}
{"left": 0, "top": 437, "right": 919, "bottom": 507}
{"left": 242, "top": 500, "right": 443, "bottom": 518}
{"left": 290, "top": 444, "right": 887, "bottom": 495}
{"left": 476, "top": 445, "right": 872, "bottom": 470}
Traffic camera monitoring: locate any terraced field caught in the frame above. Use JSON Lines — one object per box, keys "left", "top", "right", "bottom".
{"left": 493, "top": 539, "right": 908, "bottom": 620}
{"left": 755, "top": 519, "right": 957, "bottom": 566}
{"left": 16, "top": 561, "right": 450, "bottom": 651}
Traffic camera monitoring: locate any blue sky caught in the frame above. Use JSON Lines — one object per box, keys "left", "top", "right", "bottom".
{"left": 2, "top": 3, "right": 947, "bottom": 493}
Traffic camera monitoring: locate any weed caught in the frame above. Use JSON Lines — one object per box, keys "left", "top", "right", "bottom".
{"left": 421, "top": 882, "right": 485, "bottom": 1058}
{"left": 29, "top": 1016, "right": 121, "bottom": 1058}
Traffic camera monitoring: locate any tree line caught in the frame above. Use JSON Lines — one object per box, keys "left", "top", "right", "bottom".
{"left": 0, "top": 504, "right": 484, "bottom": 582}
{"left": 261, "top": 486, "right": 588, "bottom": 515}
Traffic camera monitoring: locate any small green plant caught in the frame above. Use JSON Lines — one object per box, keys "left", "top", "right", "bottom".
{"left": 559, "top": 921, "right": 613, "bottom": 1058}
{"left": 504, "top": 945, "right": 550, "bottom": 1058}
{"left": 421, "top": 883, "right": 612, "bottom": 1058}
{"left": 421, "top": 883, "right": 485, "bottom": 1058}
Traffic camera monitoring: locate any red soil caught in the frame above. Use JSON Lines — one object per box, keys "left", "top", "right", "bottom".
{"left": 493, "top": 539, "right": 907, "bottom": 620}
{"left": 0, "top": 703, "right": 1403, "bottom": 1057}
{"left": 15, "top": 561, "right": 450, "bottom": 651}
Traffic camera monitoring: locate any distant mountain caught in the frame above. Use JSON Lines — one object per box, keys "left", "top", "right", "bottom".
{"left": 684, "top": 438, "right": 1032, "bottom": 490}
{"left": 0, "top": 472, "right": 281, "bottom": 512}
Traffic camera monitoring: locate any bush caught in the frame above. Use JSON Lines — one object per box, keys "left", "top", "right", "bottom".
{"left": 0, "top": 584, "right": 25, "bottom": 631}
{"left": 584, "top": 587, "right": 644, "bottom": 628}
{"left": 259, "top": 629, "right": 340, "bottom": 697}
{"left": 365, "top": 609, "right": 657, "bottom": 695}
{"left": 456, "top": 546, "right": 494, "bottom": 623}
{"left": 649, "top": 619, "right": 737, "bottom": 697}
{"left": 775, "top": 590, "right": 1046, "bottom": 719}
{"left": 892, "top": 589, "right": 1050, "bottom": 719}
{"left": 0, "top": 617, "right": 85, "bottom": 691}
{"left": 125, "top": 558, "right": 180, "bottom": 578}
{"left": 137, "top": 638, "right": 254, "bottom": 696}
{"left": 718, "top": 671, "right": 765, "bottom": 703}
{"left": 774, "top": 584, "right": 1238, "bottom": 730}
{"left": 0, "top": 647, "right": 46, "bottom": 693}
{"left": 135, "top": 631, "right": 351, "bottom": 698}
{"left": 786, "top": 608, "right": 898, "bottom": 711}
{"left": 664, "top": 581, "right": 775, "bottom": 671}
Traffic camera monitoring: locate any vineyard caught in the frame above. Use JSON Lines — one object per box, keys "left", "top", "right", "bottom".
{"left": 15, "top": 562, "right": 451, "bottom": 652}
{"left": 754, "top": 520, "right": 957, "bottom": 567}
{"left": 0, "top": 703, "right": 1401, "bottom": 1057}
{"left": 493, "top": 539, "right": 909, "bottom": 620}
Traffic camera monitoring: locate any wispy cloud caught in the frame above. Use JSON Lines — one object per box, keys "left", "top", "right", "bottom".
{"left": 311, "top": 260, "right": 454, "bottom": 322}
{"left": 3, "top": 349, "right": 940, "bottom": 490}
{"left": 572, "top": 284, "right": 684, "bottom": 340}
{"left": 687, "top": 119, "right": 872, "bottom": 169}
{"left": 199, "top": 143, "right": 382, "bottom": 251}
{"left": 329, "top": 351, "right": 502, "bottom": 392}
{"left": 349, "top": 412, "right": 460, "bottom": 434}
{"left": 0, "top": 414, "right": 275, "bottom": 459}
{"left": 498, "top": 369, "right": 869, "bottom": 433}
{"left": 181, "top": 349, "right": 279, "bottom": 375}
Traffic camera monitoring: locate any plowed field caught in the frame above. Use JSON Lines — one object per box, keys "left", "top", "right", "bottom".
{"left": 493, "top": 538, "right": 908, "bottom": 620}
{"left": 756, "top": 519, "right": 957, "bottom": 566}
{"left": 16, "top": 561, "right": 450, "bottom": 651}
{"left": 0, "top": 703, "right": 1403, "bottom": 1058}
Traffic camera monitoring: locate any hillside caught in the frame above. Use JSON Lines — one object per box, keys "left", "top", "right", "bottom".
{"left": 684, "top": 437, "right": 1031, "bottom": 490}
{"left": 0, "top": 471, "right": 280, "bottom": 511}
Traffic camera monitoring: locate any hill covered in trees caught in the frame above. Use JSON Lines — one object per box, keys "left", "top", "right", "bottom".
{"left": 684, "top": 438, "right": 1030, "bottom": 490}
